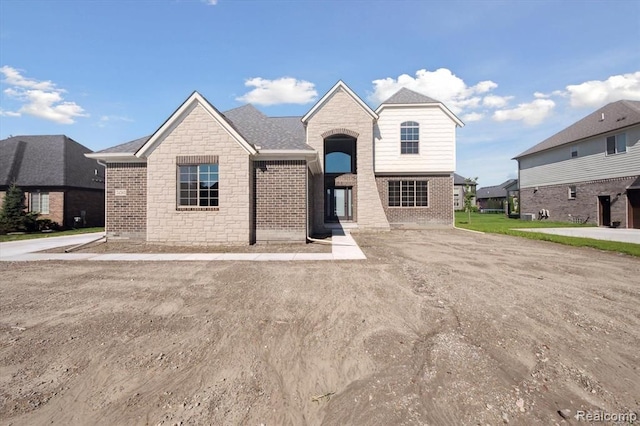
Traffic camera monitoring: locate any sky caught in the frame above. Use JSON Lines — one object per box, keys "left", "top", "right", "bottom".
{"left": 1, "top": 0, "right": 639, "bottom": 187}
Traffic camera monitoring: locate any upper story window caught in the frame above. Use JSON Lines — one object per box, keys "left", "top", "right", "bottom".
{"left": 606, "top": 133, "right": 626, "bottom": 155}
{"left": 570, "top": 146, "right": 578, "bottom": 158}
{"left": 178, "top": 164, "right": 219, "bottom": 207}
{"left": 30, "top": 192, "right": 49, "bottom": 214}
{"left": 400, "top": 121, "right": 419, "bottom": 154}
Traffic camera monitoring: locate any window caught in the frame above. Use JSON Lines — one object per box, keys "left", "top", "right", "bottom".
{"left": 606, "top": 133, "right": 626, "bottom": 155}
{"left": 30, "top": 192, "right": 49, "bottom": 214}
{"left": 400, "top": 121, "right": 419, "bottom": 154}
{"left": 388, "top": 180, "right": 428, "bottom": 207}
{"left": 178, "top": 164, "right": 219, "bottom": 207}
{"left": 568, "top": 185, "right": 576, "bottom": 200}
{"left": 571, "top": 146, "right": 578, "bottom": 158}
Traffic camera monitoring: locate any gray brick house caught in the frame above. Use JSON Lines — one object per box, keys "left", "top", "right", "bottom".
{"left": 514, "top": 100, "right": 640, "bottom": 228}
{"left": 87, "top": 81, "right": 463, "bottom": 244}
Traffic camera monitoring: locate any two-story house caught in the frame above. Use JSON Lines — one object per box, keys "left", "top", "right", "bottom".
{"left": 86, "top": 81, "right": 463, "bottom": 245}
{"left": 514, "top": 100, "right": 640, "bottom": 228}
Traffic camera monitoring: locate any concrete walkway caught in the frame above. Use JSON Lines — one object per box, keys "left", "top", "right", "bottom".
{"left": 515, "top": 227, "right": 640, "bottom": 244}
{"left": 0, "top": 230, "right": 366, "bottom": 262}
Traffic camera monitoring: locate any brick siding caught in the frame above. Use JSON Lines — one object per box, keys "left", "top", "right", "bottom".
{"left": 106, "top": 163, "right": 147, "bottom": 239}
{"left": 24, "top": 190, "right": 64, "bottom": 226}
{"left": 376, "top": 175, "right": 453, "bottom": 226}
{"left": 253, "top": 160, "right": 307, "bottom": 242}
{"left": 520, "top": 176, "right": 638, "bottom": 227}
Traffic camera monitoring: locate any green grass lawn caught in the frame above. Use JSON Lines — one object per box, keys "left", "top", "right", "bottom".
{"left": 455, "top": 211, "right": 640, "bottom": 257}
{"left": 0, "top": 227, "right": 104, "bottom": 242}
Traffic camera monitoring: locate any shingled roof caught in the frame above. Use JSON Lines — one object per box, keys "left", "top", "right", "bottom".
{"left": 514, "top": 100, "right": 640, "bottom": 159}
{"left": 0, "top": 135, "right": 104, "bottom": 189}
{"left": 380, "top": 87, "right": 440, "bottom": 105}
{"left": 476, "top": 179, "right": 518, "bottom": 200}
{"left": 97, "top": 104, "right": 311, "bottom": 155}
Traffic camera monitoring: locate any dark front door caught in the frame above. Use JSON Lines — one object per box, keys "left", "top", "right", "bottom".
{"left": 325, "top": 187, "right": 353, "bottom": 222}
{"left": 598, "top": 195, "right": 611, "bottom": 226}
{"left": 629, "top": 190, "right": 640, "bottom": 229}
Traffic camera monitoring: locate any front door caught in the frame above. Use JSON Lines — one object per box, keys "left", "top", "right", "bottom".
{"left": 598, "top": 195, "right": 611, "bottom": 226}
{"left": 325, "top": 187, "right": 353, "bottom": 222}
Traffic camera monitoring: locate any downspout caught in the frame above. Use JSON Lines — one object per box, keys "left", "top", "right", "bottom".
{"left": 97, "top": 159, "right": 108, "bottom": 241}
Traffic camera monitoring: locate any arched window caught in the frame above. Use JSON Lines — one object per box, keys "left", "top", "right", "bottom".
{"left": 400, "top": 121, "right": 419, "bottom": 154}
{"left": 325, "top": 152, "right": 352, "bottom": 173}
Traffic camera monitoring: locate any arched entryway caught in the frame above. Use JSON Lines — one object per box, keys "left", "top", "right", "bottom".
{"left": 324, "top": 133, "right": 356, "bottom": 222}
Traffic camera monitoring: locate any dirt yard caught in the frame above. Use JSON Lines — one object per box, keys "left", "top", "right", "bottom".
{"left": 1, "top": 229, "right": 638, "bottom": 425}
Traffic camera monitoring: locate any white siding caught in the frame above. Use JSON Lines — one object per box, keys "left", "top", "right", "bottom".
{"left": 519, "top": 125, "right": 640, "bottom": 188}
{"left": 375, "top": 106, "right": 456, "bottom": 173}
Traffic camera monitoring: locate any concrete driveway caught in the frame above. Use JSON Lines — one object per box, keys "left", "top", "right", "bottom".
{"left": 515, "top": 227, "right": 640, "bottom": 244}
{"left": 0, "top": 232, "right": 105, "bottom": 259}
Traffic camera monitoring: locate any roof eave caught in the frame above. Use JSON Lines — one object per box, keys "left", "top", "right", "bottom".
{"left": 85, "top": 152, "right": 145, "bottom": 163}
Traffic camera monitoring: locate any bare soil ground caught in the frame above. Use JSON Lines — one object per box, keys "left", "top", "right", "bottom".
{"left": 1, "top": 229, "right": 638, "bottom": 425}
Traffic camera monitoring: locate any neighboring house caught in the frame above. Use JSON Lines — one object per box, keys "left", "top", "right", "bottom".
{"left": 453, "top": 173, "right": 476, "bottom": 210}
{"left": 0, "top": 135, "right": 105, "bottom": 227}
{"left": 475, "top": 179, "right": 518, "bottom": 212}
{"left": 86, "top": 82, "right": 463, "bottom": 245}
{"left": 513, "top": 100, "right": 640, "bottom": 228}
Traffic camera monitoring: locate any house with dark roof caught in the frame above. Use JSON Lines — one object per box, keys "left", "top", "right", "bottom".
{"left": 475, "top": 179, "right": 518, "bottom": 212}
{"left": 0, "top": 135, "right": 105, "bottom": 228}
{"left": 514, "top": 100, "right": 640, "bottom": 228}
{"left": 86, "top": 82, "right": 463, "bottom": 244}
{"left": 453, "top": 173, "right": 477, "bottom": 210}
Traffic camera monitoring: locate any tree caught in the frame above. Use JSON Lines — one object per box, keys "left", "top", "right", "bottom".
{"left": 0, "top": 183, "right": 27, "bottom": 233}
{"left": 463, "top": 177, "right": 478, "bottom": 224}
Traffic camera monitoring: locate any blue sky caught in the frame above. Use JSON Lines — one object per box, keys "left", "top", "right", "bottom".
{"left": 1, "top": 0, "right": 639, "bottom": 187}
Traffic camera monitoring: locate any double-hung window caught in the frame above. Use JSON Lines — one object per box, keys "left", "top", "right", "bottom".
{"left": 30, "top": 192, "right": 49, "bottom": 214}
{"left": 388, "top": 180, "right": 428, "bottom": 207}
{"left": 178, "top": 163, "right": 219, "bottom": 207}
{"left": 400, "top": 121, "right": 419, "bottom": 154}
{"left": 606, "top": 133, "right": 626, "bottom": 155}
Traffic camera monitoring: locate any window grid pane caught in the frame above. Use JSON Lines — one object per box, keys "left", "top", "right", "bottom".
{"left": 416, "top": 181, "right": 428, "bottom": 206}
{"left": 401, "top": 180, "right": 415, "bottom": 207}
{"left": 617, "top": 134, "right": 626, "bottom": 153}
{"left": 178, "top": 164, "right": 218, "bottom": 207}
{"left": 388, "top": 181, "right": 400, "bottom": 206}
{"left": 400, "top": 122, "right": 419, "bottom": 154}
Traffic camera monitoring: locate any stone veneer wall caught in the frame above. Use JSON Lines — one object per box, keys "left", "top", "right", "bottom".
{"left": 305, "top": 87, "right": 389, "bottom": 232}
{"left": 146, "top": 103, "right": 251, "bottom": 245}
{"left": 106, "top": 163, "right": 147, "bottom": 238}
{"left": 253, "top": 160, "right": 307, "bottom": 242}
{"left": 519, "top": 176, "right": 638, "bottom": 227}
{"left": 375, "top": 175, "right": 453, "bottom": 226}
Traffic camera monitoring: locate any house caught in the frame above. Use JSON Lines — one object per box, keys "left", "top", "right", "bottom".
{"left": 0, "top": 135, "right": 105, "bottom": 228}
{"left": 453, "top": 173, "right": 476, "bottom": 210}
{"left": 475, "top": 179, "right": 518, "bottom": 213}
{"left": 86, "top": 82, "right": 463, "bottom": 245}
{"left": 513, "top": 100, "right": 640, "bottom": 228}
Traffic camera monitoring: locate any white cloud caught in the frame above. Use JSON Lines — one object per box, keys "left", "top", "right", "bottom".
{"left": 203, "top": 0, "right": 218, "bottom": 4}
{"left": 462, "top": 112, "right": 484, "bottom": 122}
{"left": 482, "top": 95, "right": 513, "bottom": 108}
{"left": 492, "top": 99, "right": 556, "bottom": 126}
{"left": 98, "top": 115, "right": 134, "bottom": 128}
{"left": 369, "top": 68, "right": 499, "bottom": 114}
{"left": 564, "top": 71, "right": 640, "bottom": 108}
{"left": 236, "top": 77, "right": 317, "bottom": 106}
{"left": 0, "top": 108, "right": 21, "bottom": 117}
{"left": 0, "top": 66, "right": 88, "bottom": 124}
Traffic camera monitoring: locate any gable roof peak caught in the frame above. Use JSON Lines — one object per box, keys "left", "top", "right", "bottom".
{"left": 380, "top": 87, "right": 440, "bottom": 105}
{"left": 302, "top": 80, "right": 377, "bottom": 123}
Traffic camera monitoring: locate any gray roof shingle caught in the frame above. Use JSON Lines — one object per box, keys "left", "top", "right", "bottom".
{"left": 0, "top": 135, "right": 104, "bottom": 189}
{"left": 454, "top": 173, "right": 477, "bottom": 186}
{"left": 223, "top": 105, "right": 311, "bottom": 150}
{"left": 98, "top": 135, "right": 150, "bottom": 154}
{"left": 380, "top": 87, "right": 440, "bottom": 105}
{"left": 514, "top": 100, "right": 640, "bottom": 159}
